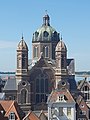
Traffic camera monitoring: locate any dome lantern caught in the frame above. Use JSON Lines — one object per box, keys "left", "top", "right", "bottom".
{"left": 43, "top": 13, "right": 50, "bottom": 26}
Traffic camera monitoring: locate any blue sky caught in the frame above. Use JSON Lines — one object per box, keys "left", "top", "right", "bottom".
{"left": 0, "top": 0, "right": 90, "bottom": 71}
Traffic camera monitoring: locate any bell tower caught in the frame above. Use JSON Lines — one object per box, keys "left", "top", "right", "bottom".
{"left": 16, "top": 36, "right": 28, "bottom": 81}
{"left": 55, "top": 38, "right": 69, "bottom": 89}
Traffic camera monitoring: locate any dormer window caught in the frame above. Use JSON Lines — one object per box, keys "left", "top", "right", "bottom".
{"left": 59, "top": 95, "right": 64, "bottom": 101}
{"left": 43, "top": 31, "right": 49, "bottom": 37}
{"left": 58, "top": 95, "right": 67, "bottom": 102}
{"left": 35, "top": 32, "right": 39, "bottom": 38}
{"left": 9, "top": 112, "right": 15, "bottom": 120}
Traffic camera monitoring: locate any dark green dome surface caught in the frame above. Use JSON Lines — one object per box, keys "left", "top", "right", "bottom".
{"left": 32, "top": 14, "right": 60, "bottom": 42}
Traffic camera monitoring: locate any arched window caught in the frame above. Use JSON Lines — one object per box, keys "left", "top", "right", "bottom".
{"left": 34, "top": 46, "right": 38, "bottom": 58}
{"left": 43, "top": 46, "right": 49, "bottom": 58}
{"left": 35, "top": 32, "right": 39, "bottom": 38}
{"left": 21, "top": 89, "right": 27, "bottom": 104}
{"left": 61, "top": 54, "right": 64, "bottom": 68}
{"left": 53, "top": 31, "right": 57, "bottom": 38}
{"left": 43, "top": 31, "right": 49, "bottom": 37}
{"left": 22, "top": 54, "right": 26, "bottom": 69}
{"left": 18, "top": 59, "right": 21, "bottom": 68}
{"left": 83, "top": 86, "right": 89, "bottom": 91}
{"left": 35, "top": 73, "right": 49, "bottom": 103}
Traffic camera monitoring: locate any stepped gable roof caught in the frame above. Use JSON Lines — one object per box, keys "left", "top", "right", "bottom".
{"left": 3, "top": 78, "right": 17, "bottom": 91}
{"left": 47, "top": 88, "right": 75, "bottom": 103}
{"left": 23, "top": 111, "right": 40, "bottom": 120}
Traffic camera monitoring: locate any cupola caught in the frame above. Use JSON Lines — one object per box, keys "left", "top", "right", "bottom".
{"left": 17, "top": 36, "right": 28, "bottom": 50}
{"left": 55, "top": 38, "right": 67, "bottom": 52}
{"left": 32, "top": 13, "right": 60, "bottom": 42}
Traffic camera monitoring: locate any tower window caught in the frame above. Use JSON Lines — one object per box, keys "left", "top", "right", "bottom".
{"left": 21, "top": 89, "right": 27, "bottom": 104}
{"left": 34, "top": 46, "right": 38, "bottom": 58}
{"left": 18, "top": 59, "right": 21, "bottom": 68}
{"left": 44, "top": 46, "right": 49, "bottom": 58}
{"left": 22, "top": 54, "right": 26, "bottom": 69}
{"left": 61, "top": 54, "right": 64, "bottom": 68}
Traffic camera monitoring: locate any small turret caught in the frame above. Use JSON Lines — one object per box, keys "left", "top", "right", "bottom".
{"left": 16, "top": 36, "right": 28, "bottom": 81}
{"left": 55, "top": 37, "right": 69, "bottom": 89}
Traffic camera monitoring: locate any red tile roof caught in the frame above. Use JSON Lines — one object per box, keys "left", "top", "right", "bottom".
{"left": 0, "top": 100, "right": 24, "bottom": 120}
{"left": 23, "top": 111, "right": 40, "bottom": 120}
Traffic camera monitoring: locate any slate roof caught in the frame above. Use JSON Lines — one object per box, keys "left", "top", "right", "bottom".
{"left": 3, "top": 78, "right": 17, "bottom": 91}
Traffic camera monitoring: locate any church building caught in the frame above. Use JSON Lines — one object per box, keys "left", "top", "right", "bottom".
{"left": 3, "top": 13, "right": 81, "bottom": 116}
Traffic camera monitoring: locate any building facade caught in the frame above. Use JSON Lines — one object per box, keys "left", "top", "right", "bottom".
{"left": 3, "top": 13, "right": 90, "bottom": 119}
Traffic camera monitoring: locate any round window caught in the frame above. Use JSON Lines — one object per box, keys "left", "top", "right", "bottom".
{"left": 22, "top": 81, "right": 26, "bottom": 86}
{"left": 61, "top": 81, "right": 66, "bottom": 86}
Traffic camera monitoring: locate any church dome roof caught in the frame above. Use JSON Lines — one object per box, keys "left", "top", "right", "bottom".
{"left": 17, "top": 36, "right": 28, "bottom": 50}
{"left": 55, "top": 39, "right": 67, "bottom": 52}
{"left": 32, "top": 13, "right": 60, "bottom": 42}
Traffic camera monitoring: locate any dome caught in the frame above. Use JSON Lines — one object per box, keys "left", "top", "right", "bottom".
{"left": 55, "top": 40, "right": 67, "bottom": 52}
{"left": 17, "top": 37, "right": 28, "bottom": 50}
{"left": 32, "top": 14, "right": 60, "bottom": 42}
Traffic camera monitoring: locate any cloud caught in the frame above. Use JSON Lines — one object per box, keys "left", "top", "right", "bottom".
{"left": 0, "top": 40, "right": 17, "bottom": 49}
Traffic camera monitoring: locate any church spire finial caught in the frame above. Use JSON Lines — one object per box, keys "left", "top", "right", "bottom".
{"left": 22, "top": 33, "right": 24, "bottom": 40}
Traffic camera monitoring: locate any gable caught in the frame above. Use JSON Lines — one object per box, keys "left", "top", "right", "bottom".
{"left": 48, "top": 89, "right": 75, "bottom": 103}
{"left": 78, "top": 79, "right": 90, "bottom": 90}
{"left": 23, "top": 111, "right": 40, "bottom": 120}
